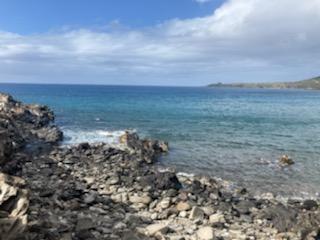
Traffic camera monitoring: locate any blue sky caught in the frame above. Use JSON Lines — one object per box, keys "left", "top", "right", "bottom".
{"left": 0, "top": 0, "right": 224, "bottom": 34}
{"left": 0, "top": 0, "right": 319, "bottom": 86}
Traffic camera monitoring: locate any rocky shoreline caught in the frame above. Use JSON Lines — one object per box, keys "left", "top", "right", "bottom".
{"left": 0, "top": 93, "right": 320, "bottom": 240}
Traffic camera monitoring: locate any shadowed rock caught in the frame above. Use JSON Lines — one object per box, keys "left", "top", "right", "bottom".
{"left": 0, "top": 131, "right": 13, "bottom": 166}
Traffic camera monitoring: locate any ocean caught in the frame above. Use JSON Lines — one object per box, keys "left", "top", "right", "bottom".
{"left": 1, "top": 83, "right": 320, "bottom": 198}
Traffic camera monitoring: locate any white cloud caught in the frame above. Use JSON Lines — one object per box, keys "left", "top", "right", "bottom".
{"left": 0, "top": 0, "right": 320, "bottom": 85}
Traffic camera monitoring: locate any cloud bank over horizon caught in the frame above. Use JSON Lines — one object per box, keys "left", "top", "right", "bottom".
{"left": 0, "top": 0, "right": 320, "bottom": 86}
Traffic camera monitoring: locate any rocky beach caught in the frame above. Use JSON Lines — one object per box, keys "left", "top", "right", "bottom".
{"left": 1, "top": 93, "right": 320, "bottom": 240}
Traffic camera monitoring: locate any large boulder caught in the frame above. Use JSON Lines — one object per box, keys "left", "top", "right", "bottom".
{"left": 119, "top": 131, "right": 168, "bottom": 163}
{"left": 139, "top": 171, "right": 182, "bottom": 191}
{"left": 0, "top": 173, "right": 29, "bottom": 240}
{"left": 257, "top": 204, "right": 298, "bottom": 232}
{"left": 31, "top": 126, "right": 63, "bottom": 143}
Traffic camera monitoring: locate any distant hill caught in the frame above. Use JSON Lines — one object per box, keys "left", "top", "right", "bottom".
{"left": 208, "top": 76, "right": 320, "bottom": 90}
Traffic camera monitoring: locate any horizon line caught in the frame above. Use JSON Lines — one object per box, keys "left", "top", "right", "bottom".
{"left": 0, "top": 82, "right": 207, "bottom": 88}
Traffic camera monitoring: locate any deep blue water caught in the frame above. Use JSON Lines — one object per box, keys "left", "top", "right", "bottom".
{"left": 1, "top": 83, "right": 320, "bottom": 197}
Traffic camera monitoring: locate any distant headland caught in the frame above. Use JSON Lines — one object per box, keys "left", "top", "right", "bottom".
{"left": 208, "top": 76, "right": 320, "bottom": 90}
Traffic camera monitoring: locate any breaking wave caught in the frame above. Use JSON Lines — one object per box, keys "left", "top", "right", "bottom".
{"left": 62, "top": 128, "right": 135, "bottom": 145}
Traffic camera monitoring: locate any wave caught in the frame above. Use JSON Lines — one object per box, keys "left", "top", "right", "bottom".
{"left": 62, "top": 128, "right": 135, "bottom": 145}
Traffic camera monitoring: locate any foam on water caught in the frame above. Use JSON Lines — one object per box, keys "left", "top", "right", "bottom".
{"left": 63, "top": 128, "right": 130, "bottom": 145}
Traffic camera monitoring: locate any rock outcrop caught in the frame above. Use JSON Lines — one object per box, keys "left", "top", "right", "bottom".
{"left": 0, "top": 93, "right": 62, "bottom": 140}
{"left": 0, "top": 93, "right": 62, "bottom": 168}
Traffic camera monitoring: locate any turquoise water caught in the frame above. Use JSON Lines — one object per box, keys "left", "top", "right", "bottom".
{"left": 1, "top": 83, "right": 320, "bottom": 197}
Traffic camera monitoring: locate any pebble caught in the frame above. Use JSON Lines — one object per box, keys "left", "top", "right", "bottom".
{"left": 189, "top": 206, "right": 205, "bottom": 221}
{"left": 179, "top": 211, "right": 188, "bottom": 218}
{"left": 83, "top": 193, "right": 96, "bottom": 204}
{"left": 76, "top": 218, "right": 95, "bottom": 232}
{"left": 84, "top": 177, "right": 95, "bottom": 185}
{"left": 176, "top": 201, "right": 191, "bottom": 211}
{"left": 145, "top": 223, "right": 168, "bottom": 236}
{"left": 158, "top": 197, "right": 171, "bottom": 209}
{"left": 129, "top": 195, "right": 152, "bottom": 205}
{"left": 209, "top": 212, "right": 225, "bottom": 224}
{"left": 197, "top": 226, "right": 215, "bottom": 240}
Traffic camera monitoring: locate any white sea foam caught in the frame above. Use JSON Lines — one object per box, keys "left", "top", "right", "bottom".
{"left": 62, "top": 128, "right": 135, "bottom": 145}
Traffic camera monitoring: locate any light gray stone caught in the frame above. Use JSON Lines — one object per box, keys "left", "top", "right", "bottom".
{"left": 197, "top": 226, "right": 215, "bottom": 240}
{"left": 189, "top": 206, "right": 204, "bottom": 220}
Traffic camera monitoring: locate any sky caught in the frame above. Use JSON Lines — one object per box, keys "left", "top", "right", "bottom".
{"left": 0, "top": 0, "right": 319, "bottom": 86}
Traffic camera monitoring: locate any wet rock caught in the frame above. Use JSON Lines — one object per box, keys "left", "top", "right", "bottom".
{"left": 120, "top": 131, "right": 146, "bottom": 151}
{"left": 302, "top": 200, "right": 318, "bottom": 211}
{"left": 120, "top": 131, "right": 168, "bottom": 162}
{"left": 279, "top": 155, "right": 294, "bottom": 166}
{"left": 78, "top": 142, "right": 91, "bottom": 151}
{"left": 139, "top": 171, "right": 182, "bottom": 191}
{"left": 152, "top": 140, "right": 169, "bottom": 153}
